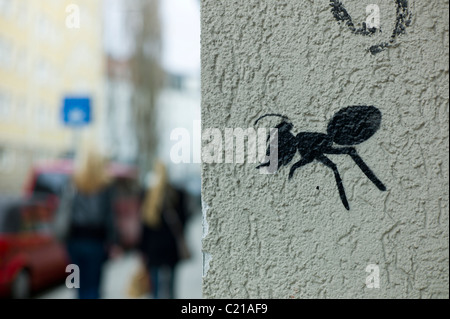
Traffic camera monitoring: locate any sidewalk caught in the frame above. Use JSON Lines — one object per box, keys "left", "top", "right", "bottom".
{"left": 35, "top": 211, "right": 203, "bottom": 299}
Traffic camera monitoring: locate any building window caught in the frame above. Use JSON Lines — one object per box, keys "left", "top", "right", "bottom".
{"left": 0, "top": 0, "right": 13, "bottom": 18}
{"left": 34, "top": 58, "right": 49, "bottom": 83}
{"left": 0, "top": 147, "right": 14, "bottom": 173}
{"left": 15, "top": 97, "right": 28, "bottom": 122}
{"left": 16, "top": 3, "right": 28, "bottom": 26}
{"left": 36, "top": 102, "right": 47, "bottom": 128}
{"left": 0, "top": 90, "right": 11, "bottom": 120}
{"left": 0, "top": 36, "right": 13, "bottom": 68}
{"left": 15, "top": 49, "right": 28, "bottom": 74}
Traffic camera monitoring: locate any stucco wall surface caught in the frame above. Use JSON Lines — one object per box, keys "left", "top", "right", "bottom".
{"left": 201, "top": 0, "right": 449, "bottom": 298}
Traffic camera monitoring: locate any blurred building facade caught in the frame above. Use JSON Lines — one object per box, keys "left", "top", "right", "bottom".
{"left": 103, "top": 0, "right": 164, "bottom": 183}
{"left": 104, "top": 56, "right": 137, "bottom": 164}
{"left": 156, "top": 73, "right": 201, "bottom": 196}
{"left": 0, "top": 0, "right": 106, "bottom": 194}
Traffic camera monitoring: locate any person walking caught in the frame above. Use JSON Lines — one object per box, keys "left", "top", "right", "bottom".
{"left": 55, "top": 147, "right": 119, "bottom": 299}
{"left": 138, "top": 161, "right": 190, "bottom": 299}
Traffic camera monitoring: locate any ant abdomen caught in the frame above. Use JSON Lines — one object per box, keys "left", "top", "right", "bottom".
{"left": 327, "top": 105, "right": 381, "bottom": 146}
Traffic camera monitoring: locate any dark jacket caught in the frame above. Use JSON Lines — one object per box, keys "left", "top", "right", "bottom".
{"left": 67, "top": 184, "right": 118, "bottom": 247}
{"left": 138, "top": 186, "right": 188, "bottom": 267}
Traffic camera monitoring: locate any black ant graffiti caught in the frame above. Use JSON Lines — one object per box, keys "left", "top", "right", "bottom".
{"left": 255, "top": 105, "right": 386, "bottom": 210}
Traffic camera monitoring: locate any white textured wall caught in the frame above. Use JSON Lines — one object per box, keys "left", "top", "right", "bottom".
{"left": 201, "top": 0, "right": 449, "bottom": 298}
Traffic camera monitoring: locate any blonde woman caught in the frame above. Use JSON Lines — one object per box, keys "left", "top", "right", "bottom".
{"left": 138, "top": 161, "right": 189, "bottom": 299}
{"left": 63, "top": 147, "right": 118, "bottom": 299}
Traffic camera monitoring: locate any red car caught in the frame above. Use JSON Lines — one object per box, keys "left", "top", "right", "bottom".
{"left": 0, "top": 159, "right": 141, "bottom": 299}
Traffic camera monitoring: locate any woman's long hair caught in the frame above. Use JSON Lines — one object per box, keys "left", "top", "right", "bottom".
{"left": 141, "top": 161, "right": 168, "bottom": 228}
{"left": 72, "top": 146, "right": 111, "bottom": 194}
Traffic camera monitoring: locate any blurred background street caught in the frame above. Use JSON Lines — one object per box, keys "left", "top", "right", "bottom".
{"left": 1, "top": 0, "right": 201, "bottom": 299}
{"left": 34, "top": 211, "right": 202, "bottom": 299}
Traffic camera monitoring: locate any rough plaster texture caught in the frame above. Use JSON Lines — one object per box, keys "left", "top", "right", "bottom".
{"left": 201, "top": 0, "right": 449, "bottom": 298}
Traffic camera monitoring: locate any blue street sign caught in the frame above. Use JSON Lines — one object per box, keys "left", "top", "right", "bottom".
{"left": 62, "top": 97, "right": 92, "bottom": 127}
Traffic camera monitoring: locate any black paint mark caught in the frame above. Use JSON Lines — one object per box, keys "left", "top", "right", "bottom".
{"left": 330, "top": 0, "right": 412, "bottom": 55}
{"left": 255, "top": 106, "right": 386, "bottom": 210}
{"left": 369, "top": 42, "right": 389, "bottom": 55}
{"left": 330, "top": 1, "right": 379, "bottom": 36}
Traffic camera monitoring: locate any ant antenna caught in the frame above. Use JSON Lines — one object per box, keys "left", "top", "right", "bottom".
{"left": 254, "top": 113, "right": 290, "bottom": 126}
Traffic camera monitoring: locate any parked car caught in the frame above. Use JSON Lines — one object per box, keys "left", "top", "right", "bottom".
{"left": 0, "top": 159, "right": 141, "bottom": 299}
{"left": 23, "top": 159, "right": 142, "bottom": 249}
{"left": 0, "top": 195, "right": 70, "bottom": 299}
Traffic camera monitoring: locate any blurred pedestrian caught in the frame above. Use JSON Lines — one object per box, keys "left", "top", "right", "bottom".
{"left": 55, "top": 146, "right": 120, "bottom": 299}
{"left": 138, "top": 161, "right": 190, "bottom": 299}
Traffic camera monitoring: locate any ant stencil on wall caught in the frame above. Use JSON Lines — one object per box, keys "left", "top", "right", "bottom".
{"left": 255, "top": 105, "right": 386, "bottom": 210}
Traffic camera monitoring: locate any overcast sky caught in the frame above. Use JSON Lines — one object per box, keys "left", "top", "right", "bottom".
{"left": 103, "top": 0, "right": 200, "bottom": 77}
{"left": 160, "top": 0, "right": 200, "bottom": 76}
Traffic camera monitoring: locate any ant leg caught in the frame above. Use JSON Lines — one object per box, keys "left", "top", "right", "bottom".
{"left": 288, "top": 158, "right": 312, "bottom": 180}
{"left": 326, "top": 147, "right": 386, "bottom": 191}
{"left": 317, "top": 155, "right": 350, "bottom": 210}
{"left": 256, "top": 162, "right": 270, "bottom": 169}
{"left": 257, "top": 136, "right": 276, "bottom": 169}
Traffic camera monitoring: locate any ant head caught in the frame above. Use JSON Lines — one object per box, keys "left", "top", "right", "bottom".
{"left": 276, "top": 121, "right": 293, "bottom": 132}
{"left": 254, "top": 113, "right": 291, "bottom": 128}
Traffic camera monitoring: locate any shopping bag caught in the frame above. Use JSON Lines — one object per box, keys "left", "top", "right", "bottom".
{"left": 127, "top": 262, "right": 151, "bottom": 298}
